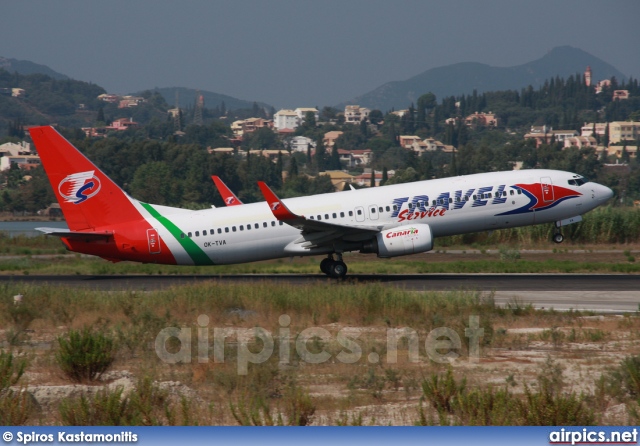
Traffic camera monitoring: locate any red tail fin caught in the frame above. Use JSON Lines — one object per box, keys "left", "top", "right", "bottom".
{"left": 211, "top": 175, "right": 243, "bottom": 206}
{"left": 29, "top": 126, "right": 142, "bottom": 231}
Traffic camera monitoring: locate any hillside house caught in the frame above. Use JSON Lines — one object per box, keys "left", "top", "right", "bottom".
{"left": 344, "top": 105, "right": 370, "bottom": 124}
{"left": 465, "top": 112, "right": 498, "bottom": 128}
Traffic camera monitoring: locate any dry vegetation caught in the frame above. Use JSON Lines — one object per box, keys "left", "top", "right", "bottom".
{"left": 2, "top": 281, "right": 640, "bottom": 425}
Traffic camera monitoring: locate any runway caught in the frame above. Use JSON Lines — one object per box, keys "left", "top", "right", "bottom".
{"left": 2, "top": 273, "right": 639, "bottom": 312}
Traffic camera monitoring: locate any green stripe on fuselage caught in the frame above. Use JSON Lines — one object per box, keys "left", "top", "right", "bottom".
{"left": 141, "top": 202, "right": 214, "bottom": 265}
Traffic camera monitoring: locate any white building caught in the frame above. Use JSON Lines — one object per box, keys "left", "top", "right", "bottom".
{"left": 0, "top": 141, "right": 31, "bottom": 157}
{"left": 0, "top": 155, "right": 41, "bottom": 171}
{"left": 295, "top": 108, "right": 319, "bottom": 124}
{"left": 273, "top": 109, "right": 299, "bottom": 130}
{"left": 288, "top": 136, "right": 316, "bottom": 153}
{"left": 344, "top": 105, "right": 370, "bottom": 124}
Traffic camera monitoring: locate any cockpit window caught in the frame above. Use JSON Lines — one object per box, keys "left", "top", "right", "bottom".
{"left": 568, "top": 177, "right": 587, "bottom": 186}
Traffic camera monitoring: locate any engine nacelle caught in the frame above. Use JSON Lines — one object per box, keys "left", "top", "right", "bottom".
{"left": 372, "top": 223, "right": 434, "bottom": 258}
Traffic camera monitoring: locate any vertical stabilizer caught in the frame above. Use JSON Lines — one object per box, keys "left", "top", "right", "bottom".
{"left": 29, "top": 126, "right": 143, "bottom": 231}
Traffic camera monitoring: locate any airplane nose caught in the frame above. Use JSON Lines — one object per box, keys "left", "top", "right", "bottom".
{"left": 594, "top": 183, "right": 614, "bottom": 202}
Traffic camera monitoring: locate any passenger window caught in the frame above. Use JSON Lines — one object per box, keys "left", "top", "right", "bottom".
{"left": 503, "top": 191, "right": 507, "bottom": 197}
{"left": 357, "top": 209, "right": 362, "bottom": 215}
{"left": 263, "top": 222, "right": 267, "bottom": 228}
{"left": 325, "top": 214, "right": 329, "bottom": 219}
{"left": 247, "top": 225, "right": 251, "bottom": 230}
{"left": 188, "top": 232, "right": 192, "bottom": 237}
{"left": 180, "top": 233, "right": 185, "bottom": 239}
{"left": 239, "top": 225, "right": 244, "bottom": 231}
{"left": 408, "top": 203, "right": 413, "bottom": 209}
{"left": 333, "top": 213, "right": 337, "bottom": 218}
{"left": 465, "top": 196, "right": 470, "bottom": 201}
{"left": 218, "top": 228, "right": 222, "bottom": 234}
{"left": 379, "top": 207, "right": 383, "bottom": 213}
{"left": 517, "top": 190, "right": 522, "bottom": 195}
{"left": 432, "top": 200, "right": 436, "bottom": 206}
{"left": 232, "top": 226, "right": 236, "bottom": 232}
{"left": 202, "top": 230, "right": 207, "bottom": 236}
{"left": 279, "top": 221, "right": 283, "bottom": 225}
{"left": 349, "top": 211, "right": 353, "bottom": 216}
{"left": 510, "top": 190, "right": 514, "bottom": 196}
{"left": 392, "top": 205, "right": 398, "bottom": 211}
{"left": 448, "top": 198, "right": 453, "bottom": 203}
{"left": 225, "top": 227, "right": 229, "bottom": 233}
{"left": 473, "top": 195, "right": 477, "bottom": 200}
{"left": 317, "top": 215, "right": 322, "bottom": 220}
{"left": 385, "top": 206, "right": 390, "bottom": 212}
{"left": 255, "top": 223, "right": 259, "bottom": 229}
{"left": 271, "top": 221, "right": 276, "bottom": 226}
{"left": 340, "top": 212, "right": 345, "bottom": 217}
{"left": 371, "top": 208, "right": 376, "bottom": 214}
{"left": 455, "top": 197, "right": 460, "bottom": 203}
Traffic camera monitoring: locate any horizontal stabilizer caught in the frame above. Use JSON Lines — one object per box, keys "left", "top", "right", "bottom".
{"left": 36, "top": 227, "right": 114, "bottom": 239}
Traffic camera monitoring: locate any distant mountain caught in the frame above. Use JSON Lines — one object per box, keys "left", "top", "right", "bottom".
{"left": 341, "top": 46, "right": 627, "bottom": 111}
{"left": 149, "top": 87, "right": 272, "bottom": 112}
{"left": 0, "top": 57, "right": 69, "bottom": 80}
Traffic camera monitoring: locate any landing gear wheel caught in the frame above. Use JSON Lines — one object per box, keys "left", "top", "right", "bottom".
{"left": 329, "top": 261, "right": 348, "bottom": 279}
{"left": 553, "top": 232, "right": 564, "bottom": 244}
{"left": 320, "top": 257, "right": 333, "bottom": 274}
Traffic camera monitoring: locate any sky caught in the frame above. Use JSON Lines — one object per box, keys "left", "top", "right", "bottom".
{"left": 1, "top": 0, "right": 639, "bottom": 109}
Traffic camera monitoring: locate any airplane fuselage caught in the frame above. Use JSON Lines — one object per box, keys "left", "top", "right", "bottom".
{"left": 64, "top": 169, "right": 610, "bottom": 266}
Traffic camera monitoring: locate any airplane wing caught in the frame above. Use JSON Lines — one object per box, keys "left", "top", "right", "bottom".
{"left": 257, "top": 181, "right": 381, "bottom": 249}
{"left": 36, "top": 227, "right": 114, "bottom": 240}
{"left": 212, "top": 175, "right": 243, "bottom": 206}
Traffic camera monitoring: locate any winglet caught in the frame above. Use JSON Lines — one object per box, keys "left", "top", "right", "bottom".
{"left": 212, "top": 175, "right": 243, "bottom": 206}
{"left": 257, "top": 181, "right": 301, "bottom": 221}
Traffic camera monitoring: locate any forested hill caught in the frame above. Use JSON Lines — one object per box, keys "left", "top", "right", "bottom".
{"left": 150, "top": 87, "right": 273, "bottom": 115}
{"left": 0, "top": 57, "right": 69, "bottom": 80}
{"left": 0, "top": 69, "right": 108, "bottom": 131}
{"left": 343, "top": 46, "right": 627, "bottom": 111}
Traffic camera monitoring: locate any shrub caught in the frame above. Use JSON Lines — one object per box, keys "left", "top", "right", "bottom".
{"left": 607, "top": 355, "right": 640, "bottom": 399}
{"left": 56, "top": 328, "right": 116, "bottom": 383}
{"left": 59, "top": 377, "right": 191, "bottom": 426}
{"left": 0, "top": 351, "right": 32, "bottom": 425}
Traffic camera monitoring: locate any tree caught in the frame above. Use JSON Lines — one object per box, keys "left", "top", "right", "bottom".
{"left": 369, "top": 169, "right": 375, "bottom": 187}
{"left": 328, "top": 145, "right": 341, "bottom": 170}
{"left": 314, "top": 137, "right": 327, "bottom": 172}
{"left": 368, "top": 110, "right": 383, "bottom": 126}
{"left": 417, "top": 93, "right": 436, "bottom": 130}
{"left": 288, "top": 156, "right": 299, "bottom": 177}
{"left": 381, "top": 166, "right": 388, "bottom": 186}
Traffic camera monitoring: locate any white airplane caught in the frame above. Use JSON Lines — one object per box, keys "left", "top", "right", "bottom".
{"left": 30, "top": 126, "right": 613, "bottom": 278}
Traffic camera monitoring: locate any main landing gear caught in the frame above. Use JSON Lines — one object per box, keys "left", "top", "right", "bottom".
{"left": 320, "top": 254, "right": 348, "bottom": 278}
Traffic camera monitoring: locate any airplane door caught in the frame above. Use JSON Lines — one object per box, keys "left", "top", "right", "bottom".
{"left": 541, "top": 177, "right": 554, "bottom": 202}
{"left": 355, "top": 206, "right": 365, "bottom": 222}
{"left": 147, "top": 228, "right": 161, "bottom": 254}
{"left": 368, "top": 204, "right": 379, "bottom": 220}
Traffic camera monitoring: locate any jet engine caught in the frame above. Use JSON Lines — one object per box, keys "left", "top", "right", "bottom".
{"left": 361, "top": 223, "right": 433, "bottom": 258}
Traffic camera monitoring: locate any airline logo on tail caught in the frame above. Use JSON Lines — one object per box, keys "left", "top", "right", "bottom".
{"left": 58, "top": 171, "right": 102, "bottom": 204}
{"left": 225, "top": 197, "right": 236, "bottom": 205}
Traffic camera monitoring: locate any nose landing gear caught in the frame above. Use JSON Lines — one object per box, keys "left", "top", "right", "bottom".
{"left": 552, "top": 232, "right": 564, "bottom": 244}
{"left": 320, "top": 254, "right": 348, "bottom": 278}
